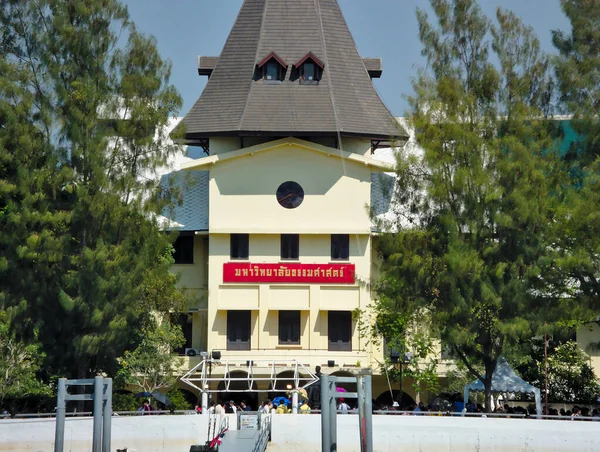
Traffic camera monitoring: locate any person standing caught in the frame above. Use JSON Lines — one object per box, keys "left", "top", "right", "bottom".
{"left": 309, "top": 366, "right": 322, "bottom": 410}
{"left": 137, "top": 400, "right": 151, "bottom": 415}
{"left": 337, "top": 398, "right": 350, "bottom": 414}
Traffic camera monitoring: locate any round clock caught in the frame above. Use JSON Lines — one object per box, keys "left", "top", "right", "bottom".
{"left": 276, "top": 181, "right": 304, "bottom": 209}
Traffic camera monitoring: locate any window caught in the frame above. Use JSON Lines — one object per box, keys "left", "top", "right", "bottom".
{"left": 303, "top": 62, "right": 316, "bottom": 81}
{"left": 227, "top": 310, "right": 251, "bottom": 351}
{"left": 281, "top": 234, "right": 299, "bottom": 260}
{"left": 328, "top": 311, "right": 352, "bottom": 351}
{"left": 265, "top": 61, "right": 280, "bottom": 80}
{"left": 230, "top": 234, "right": 249, "bottom": 260}
{"left": 331, "top": 234, "right": 349, "bottom": 260}
{"left": 295, "top": 52, "right": 324, "bottom": 84}
{"left": 172, "top": 313, "right": 193, "bottom": 355}
{"left": 173, "top": 235, "right": 194, "bottom": 264}
{"left": 278, "top": 311, "right": 301, "bottom": 345}
{"left": 257, "top": 52, "right": 287, "bottom": 82}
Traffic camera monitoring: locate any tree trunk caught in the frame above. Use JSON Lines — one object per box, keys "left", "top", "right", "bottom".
{"left": 484, "top": 379, "right": 493, "bottom": 413}
{"left": 483, "top": 359, "right": 497, "bottom": 413}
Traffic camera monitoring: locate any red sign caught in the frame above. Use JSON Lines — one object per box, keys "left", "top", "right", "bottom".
{"left": 223, "top": 262, "right": 355, "bottom": 284}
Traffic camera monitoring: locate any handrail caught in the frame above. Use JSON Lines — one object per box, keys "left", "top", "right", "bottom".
{"left": 252, "top": 414, "right": 271, "bottom": 452}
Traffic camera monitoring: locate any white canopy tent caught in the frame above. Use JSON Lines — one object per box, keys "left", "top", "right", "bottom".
{"left": 463, "top": 357, "right": 542, "bottom": 418}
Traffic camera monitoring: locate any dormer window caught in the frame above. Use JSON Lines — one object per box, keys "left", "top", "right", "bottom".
{"left": 257, "top": 52, "right": 287, "bottom": 83}
{"left": 295, "top": 52, "right": 324, "bottom": 84}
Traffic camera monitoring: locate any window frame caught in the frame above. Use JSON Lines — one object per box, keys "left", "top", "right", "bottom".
{"left": 230, "top": 233, "right": 249, "bottom": 260}
{"left": 226, "top": 310, "right": 251, "bottom": 351}
{"left": 331, "top": 234, "right": 350, "bottom": 261}
{"left": 173, "top": 235, "right": 194, "bottom": 264}
{"left": 278, "top": 311, "right": 301, "bottom": 345}
{"left": 328, "top": 311, "right": 352, "bottom": 352}
{"left": 280, "top": 234, "right": 300, "bottom": 260}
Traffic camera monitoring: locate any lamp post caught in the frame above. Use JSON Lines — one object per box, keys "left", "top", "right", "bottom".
{"left": 199, "top": 352, "right": 209, "bottom": 412}
{"left": 390, "top": 350, "right": 413, "bottom": 409}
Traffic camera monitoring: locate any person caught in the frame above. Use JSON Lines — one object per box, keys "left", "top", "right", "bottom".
{"left": 207, "top": 401, "right": 216, "bottom": 414}
{"left": 571, "top": 406, "right": 581, "bottom": 419}
{"left": 194, "top": 403, "right": 202, "bottom": 414}
{"left": 337, "top": 398, "right": 350, "bottom": 414}
{"left": 414, "top": 402, "right": 424, "bottom": 415}
{"left": 240, "top": 400, "right": 252, "bottom": 412}
{"left": 309, "top": 366, "right": 322, "bottom": 410}
{"left": 214, "top": 401, "right": 225, "bottom": 415}
{"left": 275, "top": 402, "right": 289, "bottom": 414}
{"left": 226, "top": 400, "right": 237, "bottom": 414}
{"left": 261, "top": 400, "right": 273, "bottom": 414}
{"left": 299, "top": 400, "right": 311, "bottom": 414}
{"left": 137, "top": 400, "right": 151, "bottom": 415}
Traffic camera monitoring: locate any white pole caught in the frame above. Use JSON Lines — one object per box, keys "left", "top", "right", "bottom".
{"left": 292, "top": 391, "right": 299, "bottom": 414}
{"left": 201, "top": 391, "right": 208, "bottom": 413}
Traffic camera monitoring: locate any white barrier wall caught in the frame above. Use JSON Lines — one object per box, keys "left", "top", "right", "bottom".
{"left": 270, "top": 415, "right": 600, "bottom": 452}
{"left": 0, "top": 414, "right": 226, "bottom": 452}
{"left": 3, "top": 414, "right": 600, "bottom": 452}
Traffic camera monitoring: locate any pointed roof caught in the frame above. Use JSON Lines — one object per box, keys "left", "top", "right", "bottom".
{"left": 179, "top": 0, "right": 407, "bottom": 143}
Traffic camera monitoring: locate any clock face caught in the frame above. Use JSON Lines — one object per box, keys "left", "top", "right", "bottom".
{"left": 276, "top": 181, "right": 304, "bottom": 209}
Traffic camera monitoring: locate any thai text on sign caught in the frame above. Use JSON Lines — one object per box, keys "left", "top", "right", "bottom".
{"left": 223, "top": 263, "right": 355, "bottom": 284}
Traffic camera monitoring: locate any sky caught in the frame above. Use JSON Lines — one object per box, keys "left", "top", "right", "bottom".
{"left": 122, "top": 0, "right": 570, "bottom": 118}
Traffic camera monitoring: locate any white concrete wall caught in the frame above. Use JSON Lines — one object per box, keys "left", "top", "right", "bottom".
{"left": 269, "top": 415, "right": 600, "bottom": 452}
{"left": 0, "top": 414, "right": 228, "bottom": 452}
{"left": 3, "top": 414, "right": 600, "bottom": 452}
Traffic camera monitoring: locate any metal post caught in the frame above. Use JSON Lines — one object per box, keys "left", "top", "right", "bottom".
{"left": 321, "top": 375, "right": 330, "bottom": 452}
{"left": 364, "top": 375, "right": 373, "bottom": 452}
{"left": 544, "top": 333, "right": 548, "bottom": 415}
{"left": 102, "top": 378, "right": 112, "bottom": 452}
{"left": 292, "top": 391, "right": 299, "bottom": 414}
{"left": 54, "top": 378, "right": 66, "bottom": 452}
{"left": 357, "top": 373, "right": 366, "bottom": 452}
{"left": 329, "top": 379, "right": 337, "bottom": 452}
{"left": 398, "top": 361, "right": 403, "bottom": 408}
{"left": 201, "top": 391, "right": 208, "bottom": 413}
{"left": 92, "top": 376, "right": 103, "bottom": 452}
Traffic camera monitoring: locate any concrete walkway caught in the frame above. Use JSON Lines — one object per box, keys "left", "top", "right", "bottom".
{"left": 218, "top": 429, "right": 261, "bottom": 452}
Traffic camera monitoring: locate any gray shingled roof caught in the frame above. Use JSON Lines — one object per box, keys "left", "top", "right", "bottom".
{"left": 161, "top": 171, "right": 209, "bottom": 231}
{"left": 179, "top": 0, "right": 407, "bottom": 142}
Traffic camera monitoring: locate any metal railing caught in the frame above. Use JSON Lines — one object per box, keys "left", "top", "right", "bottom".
{"left": 252, "top": 414, "right": 271, "bottom": 452}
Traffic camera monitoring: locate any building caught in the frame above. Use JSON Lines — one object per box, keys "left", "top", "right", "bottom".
{"left": 161, "top": 0, "right": 435, "bottom": 406}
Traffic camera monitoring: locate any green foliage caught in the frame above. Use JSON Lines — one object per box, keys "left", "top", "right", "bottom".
{"left": 166, "top": 389, "right": 193, "bottom": 411}
{"left": 116, "top": 320, "right": 185, "bottom": 394}
{"left": 375, "top": 0, "right": 561, "bottom": 411}
{"left": 0, "top": 312, "right": 52, "bottom": 408}
{"left": 549, "top": 0, "right": 600, "bottom": 316}
{"left": 546, "top": 341, "right": 599, "bottom": 403}
{"left": 112, "top": 393, "right": 138, "bottom": 412}
{"left": 0, "top": 0, "right": 186, "bottom": 379}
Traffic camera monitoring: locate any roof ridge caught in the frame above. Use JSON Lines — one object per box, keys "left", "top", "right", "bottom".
{"left": 316, "top": 0, "right": 341, "bottom": 142}
{"left": 239, "top": 0, "right": 270, "bottom": 133}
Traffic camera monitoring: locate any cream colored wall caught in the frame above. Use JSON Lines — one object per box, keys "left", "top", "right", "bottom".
{"left": 208, "top": 145, "right": 372, "bottom": 234}
{"left": 206, "top": 233, "right": 377, "bottom": 367}
{"left": 341, "top": 137, "right": 372, "bottom": 156}
{"left": 209, "top": 137, "right": 241, "bottom": 155}
{"left": 172, "top": 235, "right": 208, "bottom": 351}
{"left": 577, "top": 322, "right": 600, "bottom": 376}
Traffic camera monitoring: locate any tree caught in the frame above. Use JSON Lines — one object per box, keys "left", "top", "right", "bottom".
{"left": 546, "top": 341, "right": 599, "bottom": 403}
{"left": 0, "top": 312, "right": 51, "bottom": 411}
{"left": 115, "top": 320, "right": 185, "bottom": 394}
{"left": 375, "top": 0, "right": 559, "bottom": 411}
{"left": 0, "top": 0, "right": 185, "bottom": 379}
{"left": 550, "top": 0, "right": 600, "bottom": 316}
